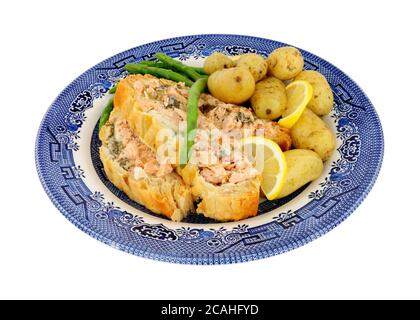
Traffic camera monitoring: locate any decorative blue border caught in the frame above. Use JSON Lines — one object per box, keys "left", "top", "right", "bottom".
{"left": 35, "top": 34, "right": 384, "bottom": 264}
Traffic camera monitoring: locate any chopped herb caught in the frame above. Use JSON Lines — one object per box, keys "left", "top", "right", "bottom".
{"left": 201, "top": 104, "right": 215, "bottom": 113}
{"left": 109, "top": 139, "right": 123, "bottom": 158}
{"left": 219, "top": 148, "right": 229, "bottom": 157}
{"left": 118, "top": 157, "right": 131, "bottom": 170}
{"left": 165, "top": 95, "right": 180, "bottom": 108}
{"left": 236, "top": 112, "right": 253, "bottom": 123}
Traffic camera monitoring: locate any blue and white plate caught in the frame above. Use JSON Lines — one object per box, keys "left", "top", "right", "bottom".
{"left": 35, "top": 34, "right": 384, "bottom": 264}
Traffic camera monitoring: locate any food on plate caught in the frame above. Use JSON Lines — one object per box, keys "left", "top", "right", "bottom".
{"left": 278, "top": 80, "right": 313, "bottom": 129}
{"left": 242, "top": 136, "right": 288, "bottom": 200}
{"left": 125, "top": 63, "right": 194, "bottom": 86}
{"left": 112, "top": 74, "right": 262, "bottom": 221}
{"left": 250, "top": 77, "right": 287, "bottom": 120}
{"left": 267, "top": 47, "right": 304, "bottom": 80}
{"left": 276, "top": 149, "right": 323, "bottom": 198}
{"left": 182, "top": 78, "right": 208, "bottom": 166}
{"left": 99, "top": 46, "right": 336, "bottom": 222}
{"left": 138, "top": 60, "right": 206, "bottom": 75}
{"left": 113, "top": 74, "right": 186, "bottom": 151}
{"left": 155, "top": 52, "right": 205, "bottom": 81}
{"left": 208, "top": 67, "right": 255, "bottom": 104}
{"left": 99, "top": 97, "right": 114, "bottom": 129}
{"left": 203, "top": 52, "right": 235, "bottom": 74}
{"left": 290, "top": 108, "right": 336, "bottom": 161}
{"left": 99, "top": 112, "right": 194, "bottom": 222}
{"left": 295, "top": 70, "right": 333, "bottom": 116}
{"left": 199, "top": 94, "right": 292, "bottom": 151}
{"left": 178, "top": 163, "right": 261, "bottom": 222}
{"left": 236, "top": 53, "right": 268, "bottom": 81}
{"left": 260, "top": 121, "right": 292, "bottom": 151}
{"left": 108, "top": 81, "right": 119, "bottom": 94}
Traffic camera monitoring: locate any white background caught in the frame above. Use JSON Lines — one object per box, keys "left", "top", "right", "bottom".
{"left": 1, "top": 0, "right": 419, "bottom": 300}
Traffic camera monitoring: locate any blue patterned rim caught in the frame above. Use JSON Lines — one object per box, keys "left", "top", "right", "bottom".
{"left": 35, "top": 34, "right": 384, "bottom": 264}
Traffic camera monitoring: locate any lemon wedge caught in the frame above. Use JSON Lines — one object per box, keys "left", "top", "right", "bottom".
{"left": 242, "top": 136, "right": 288, "bottom": 200}
{"left": 278, "top": 80, "right": 313, "bottom": 129}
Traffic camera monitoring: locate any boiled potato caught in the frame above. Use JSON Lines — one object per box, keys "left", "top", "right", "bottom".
{"left": 267, "top": 47, "right": 304, "bottom": 80}
{"left": 250, "top": 77, "right": 287, "bottom": 120}
{"left": 290, "top": 108, "right": 336, "bottom": 161}
{"left": 208, "top": 67, "right": 255, "bottom": 104}
{"left": 295, "top": 70, "right": 333, "bottom": 116}
{"left": 236, "top": 53, "right": 268, "bottom": 81}
{"left": 276, "top": 149, "right": 323, "bottom": 198}
{"left": 230, "top": 54, "right": 244, "bottom": 63}
{"left": 203, "top": 52, "right": 235, "bottom": 74}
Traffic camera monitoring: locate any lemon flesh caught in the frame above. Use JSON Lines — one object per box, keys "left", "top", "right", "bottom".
{"left": 278, "top": 80, "right": 313, "bottom": 129}
{"left": 242, "top": 137, "right": 288, "bottom": 200}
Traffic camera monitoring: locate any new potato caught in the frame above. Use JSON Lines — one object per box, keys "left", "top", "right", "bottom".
{"left": 250, "top": 77, "right": 287, "bottom": 120}
{"left": 276, "top": 149, "right": 323, "bottom": 198}
{"left": 208, "top": 67, "right": 255, "bottom": 104}
{"left": 236, "top": 53, "right": 268, "bottom": 81}
{"left": 203, "top": 52, "right": 235, "bottom": 75}
{"left": 290, "top": 108, "right": 336, "bottom": 161}
{"left": 267, "top": 47, "right": 304, "bottom": 80}
{"left": 295, "top": 70, "right": 333, "bottom": 116}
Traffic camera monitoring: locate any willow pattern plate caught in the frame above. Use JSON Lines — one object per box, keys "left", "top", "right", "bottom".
{"left": 35, "top": 34, "right": 384, "bottom": 264}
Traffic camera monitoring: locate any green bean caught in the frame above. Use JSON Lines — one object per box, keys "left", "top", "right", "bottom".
{"left": 139, "top": 60, "right": 205, "bottom": 74}
{"left": 99, "top": 97, "right": 114, "bottom": 129}
{"left": 180, "top": 78, "right": 208, "bottom": 166}
{"left": 191, "top": 66, "right": 206, "bottom": 75}
{"left": 138, "top": 61, "right": 169, "bottom": 69}
{"left": 197, "top": 74, "right": 209, "bottom": 81}
{"left": 155, "top": 52, "right": 203, "bottom": 81}
{"left": 108, "top": 81, "right": 119, "bottom": 94}
{"left": 140, "top": 60, "right": 207, "bottom": 78}
{"left": 124, "top": 63, "right": 193, "bottom": 87}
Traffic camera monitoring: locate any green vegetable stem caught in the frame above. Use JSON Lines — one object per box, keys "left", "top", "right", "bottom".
{"left": 124, "top": 63, "right": 194, "bottom": 87}
{"left": 180, "top": 78, "right": 208, "bottom": 166}
{"left": 108, "top": 82, "right": 119, "bottom": 94}
{"left": 155, "top": 53, "right": 203, "bottom": 82}
{"left": 139, "top": 60, "right": 206, "bottom": 77}
{"left": 98, "top": 97, "right": 114, "bottom": 129}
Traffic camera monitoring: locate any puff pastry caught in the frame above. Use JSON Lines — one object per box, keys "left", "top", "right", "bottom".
{"left": 102, "top": 74, "right": 291, "bottom": 221}
{"left": 99, "top": 112, "right": 193, "bottom": 221}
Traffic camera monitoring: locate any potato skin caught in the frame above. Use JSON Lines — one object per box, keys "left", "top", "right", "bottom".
{"left": 290, "top": 108, "right": 336, "bottom": 161}
{"left": 267, "top": 47, "right": 304, "bottom": 80}
{"left": 203, "top": 52, "right": 235, "bottom": 74}
{"left": 236, "top": 53, "right": 268, "bottom": 81}
{"left": 276, "top": 149, "right": 323, "bottom": 198}
{"left": 250, "top": 77, "right": 287, "bottom": 120}
{"left": 295, "top": 70, "right": 333, "bottom": 116}
{"left": 208, "top": 67, "right": 255, "bottom": 104}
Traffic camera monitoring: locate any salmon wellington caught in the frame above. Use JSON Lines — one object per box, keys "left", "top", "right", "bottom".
{"left": 99, "top": 74, "right": 292, "bottom": 222}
